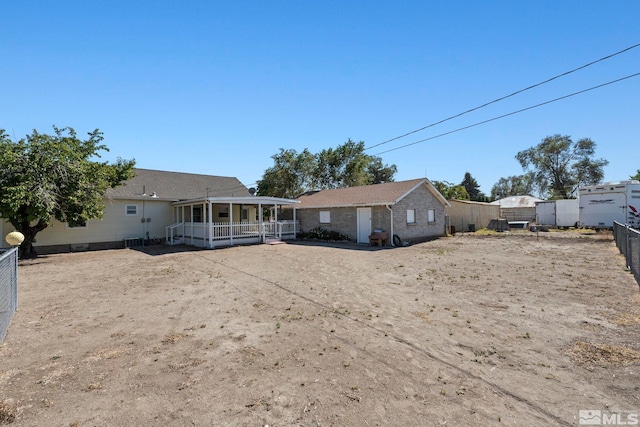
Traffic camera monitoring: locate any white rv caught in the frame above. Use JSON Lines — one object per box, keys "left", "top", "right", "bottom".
{"left": 578, "top": 180, "right": 640, "bottom": 228}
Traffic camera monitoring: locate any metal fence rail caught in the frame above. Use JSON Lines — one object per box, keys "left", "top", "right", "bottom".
{"left": 613, "top": 221, "right": 640, "bottom": 289}
{"left": 0, "top": 247, "right": 18, "bottom": 343}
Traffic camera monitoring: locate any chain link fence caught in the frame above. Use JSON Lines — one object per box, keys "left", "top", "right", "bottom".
{"left": 613, "top": 221, "right": 640, "bottom": 289}
{"left": 0, "top": 247, "right": 18, "bottom": 343}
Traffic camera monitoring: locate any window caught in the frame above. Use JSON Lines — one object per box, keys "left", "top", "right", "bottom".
{"left": 407, "top": 209, "right": 416, "bottom": 224}
{"left": 192, "top": 207, "right": 203, "bottom": 223}
{"left": 319, "top": 211, "right": 331, "bottom": 224}
{"left": 217, "top": 206, "right": 229, "bottom": 218}
{"left": 241, "top": 208, "right": 249, "bottom": 221}
{"left": 125, "top": 204, "right": 138, "bottom": 216}
{"left": 427, "top": 209, "right": 436, "bottom": 223}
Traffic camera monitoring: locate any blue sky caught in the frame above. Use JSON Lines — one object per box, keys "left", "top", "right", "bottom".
{"left": 2, "top": 1, "right": 638, "bottom": 195}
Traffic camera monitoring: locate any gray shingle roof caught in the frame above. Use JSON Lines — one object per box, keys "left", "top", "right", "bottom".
{"left": 296, "top": 178, "right": 448, "bottom": 208}
{"left": 106, "top": 168, "right": 250, "bottom": 200}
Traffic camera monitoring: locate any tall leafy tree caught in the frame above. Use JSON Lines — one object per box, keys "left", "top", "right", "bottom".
{"left": 490, "top": 173, "right": 536, "bottom": 200}
{"left": 258, "top": 139, "right": 396, "bottom": 197}
{"left": 367, "top": 157, "right": 398, "bottom": 185}
{"left": 257, "top": 148, "right": 315, "bottom": 198}
{"left": 433, "top": 180, "right": 469, "bottom": 200}
{"left": 631, "top": 170, "right": 640, "bottom": 181}
{"left": 0, "top": 127, "right": 135, "bottom": 258}
{"left": 460, "top": 172, "right": 484, "bottom": 201}
{"left": 314, "top": 139, "right": 383, "bottom": 189}
{"left": 515, "top": 134, "right": 608, "bottom": 199}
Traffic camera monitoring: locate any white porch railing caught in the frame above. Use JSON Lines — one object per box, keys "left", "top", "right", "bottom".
{"left": 166, "top": 220, "right": 299, "bottom": 248}
{"left": 166, "top": 222, "right": 185, "bottom": 245}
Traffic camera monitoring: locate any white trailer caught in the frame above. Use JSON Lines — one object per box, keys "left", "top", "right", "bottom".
{"left": 535, "top": 199, "right": 579, "bottom": 227}
{"left": 579, "top": 180, "right": 640, "bottom": 228}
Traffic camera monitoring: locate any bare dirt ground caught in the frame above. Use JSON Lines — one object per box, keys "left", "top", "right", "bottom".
{"left": 1, "top": 230, "right": 639, "bottom": 426}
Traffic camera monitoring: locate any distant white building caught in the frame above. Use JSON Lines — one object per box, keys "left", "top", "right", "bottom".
{"left": 490, "top": 195, "right": 543, "bottom": 222}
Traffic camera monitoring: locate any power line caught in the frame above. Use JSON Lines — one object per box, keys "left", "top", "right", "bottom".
{"left": 366, "top": 42, "right": 640, "bottom": 151}
{"left": 372, "top": 72, "right": 640, "bottom": 156}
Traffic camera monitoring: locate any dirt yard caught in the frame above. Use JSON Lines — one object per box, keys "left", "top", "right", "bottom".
{"left": 1, "top": 230, "right": 639, "bottom": 426}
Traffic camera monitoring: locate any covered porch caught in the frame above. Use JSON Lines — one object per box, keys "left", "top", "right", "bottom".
{"left": 166, "top": 196, "right": 299, "bottom": 248}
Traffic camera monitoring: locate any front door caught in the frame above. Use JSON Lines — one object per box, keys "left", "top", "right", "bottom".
{"left": 357, "top": 208, "right": 372, "bottom": 244}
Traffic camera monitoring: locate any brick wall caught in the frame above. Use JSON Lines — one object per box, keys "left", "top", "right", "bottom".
{"left": 297, "top": 184, "right": 446, "bottom": 244}
{"left": 392, "top": 184, "right": 446, "bottom": 243}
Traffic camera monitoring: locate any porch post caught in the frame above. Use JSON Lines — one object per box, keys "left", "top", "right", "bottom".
{"left": 190, "top": 205, "right": 194, "bottom": 245}
{"left": 258, "top": 203, "right": 263, "bottom": 242}
{"left": 293, "top": 205, "right": 297, "bottom": 237}
{"left": 180, "top": 205, "right": 184, "bottom": 244}
{"left": 274, "top": 204, "right": 280, "bottom": 239}
{"left": 208, "top": 200, "right": 213, "bottom": 248}
{"left": 229, "top": 202, "right": 233, "bottom": 246}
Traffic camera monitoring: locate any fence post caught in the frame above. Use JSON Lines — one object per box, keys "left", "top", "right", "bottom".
{"left": 13, "top": 246, "right": 18, "bottom": 311}
{"left": 627, "top": 224, "right": 632, "bottom": 270}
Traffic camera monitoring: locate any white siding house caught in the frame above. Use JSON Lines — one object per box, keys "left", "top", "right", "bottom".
{"left": 1, "top": 169, "right": 298, "bottom": 253}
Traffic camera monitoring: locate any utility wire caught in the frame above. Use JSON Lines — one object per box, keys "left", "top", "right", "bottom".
{"left": 366, "top": 42, "right": 640, "bottom": 151}
{"left": 373, "top": 72, "right": 640, "bottom": 156}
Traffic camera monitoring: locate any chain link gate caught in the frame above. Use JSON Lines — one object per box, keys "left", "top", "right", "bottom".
{"left": 0, "top": 247, "right": 18, "bottom": 343}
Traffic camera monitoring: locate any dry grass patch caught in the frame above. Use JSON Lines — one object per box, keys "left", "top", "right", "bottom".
{"left": 413, "top": 312, "right": 432, "bottom": 322}
{"left": 566, "top": 341, "right": 640, "bottom": 367}
{"left": 86, "top": 382, "right": 102, "bottom": 391}
{"left": 161, "top": 333, "right": 186, "bottom": 344}
{"left": 84, "top": 348, "right": 126, "bottom": 363}
{"left": 0, "top": 398, "right": 16, "bottom": 424}
{"left": 612, "top": 312, "right": 640, "bottom": 326}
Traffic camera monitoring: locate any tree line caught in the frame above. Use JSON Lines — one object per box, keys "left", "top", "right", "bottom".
{"left": 257, "top": 139, "right": 397, "bottom": 198}
{"left": 437, "top": 134, "right": 613, "bottom": 201}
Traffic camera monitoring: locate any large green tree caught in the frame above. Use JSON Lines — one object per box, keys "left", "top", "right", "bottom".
{"left": 433, "top": 180, "right": 469, "bottom": 200}
{"left": 258, "top": 139, "right": 396, "bottom": 197}
{"left": 631, "top": 170, "right": 640, "bottom": 181}
{"left": 490, "top": 172, "right": 536, "bottom": 200}
{"left": 314, "top": 139, "right": 396, "bottom": 189}
{"left": 0, "top": 127, "right": 135, "bottom": 258}
{"left": 256, "top": 148, "right": 315, "bottom": 198}
{"left": 515, "top": 134, "right": 608, "bottom": 199}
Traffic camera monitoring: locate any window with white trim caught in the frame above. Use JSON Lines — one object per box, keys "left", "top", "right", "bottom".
{"left": 241, "top": 208, "right": 249, "bottom": 221}
{"left": 192, "top": 207, "right": 203, "bottom": 223}
{"left": 319, "top": 211, "right": 331, "bottom": 224}
{"left": 125, "top": 204, "right": 138, "bottom": 216}
{"left": 407, "top": 209, "right": 416, "bottom": 224}
{"left": 427, "top": 209, "right": 436, "bottom": 223}
{"left": 217, "top": 206, "right": 229, "bottom": 218}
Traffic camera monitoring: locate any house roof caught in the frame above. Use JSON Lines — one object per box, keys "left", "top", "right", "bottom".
{"left": 490, "top": 195, "right": 543, "bottom": 208}
{"left": 106, "top": 168, "right": 251, "bottom": 201}
{"left": 172, "top": 196, "right": 299, "bottom": 207}
{"left": 296, "top": 178, "right": 450, "bottom": 209}
{"left": 449, "top": 199, "right": 497, "bottom": 207}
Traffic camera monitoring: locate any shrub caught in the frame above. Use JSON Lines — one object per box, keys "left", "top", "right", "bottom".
{"left": 305, "top": 227, "right": 350, "bottom": 242}
{"left": 308, "top": 227, "right": 330, "bottom": 240}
